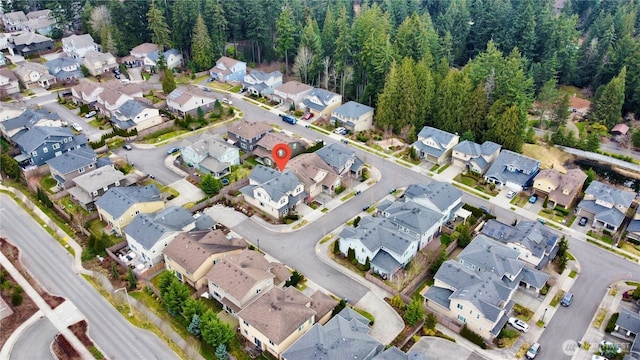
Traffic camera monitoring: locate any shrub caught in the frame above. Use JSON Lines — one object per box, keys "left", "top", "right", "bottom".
{"left": 498, "top": 329, "right": 519, "bottom": 339}
{"left": 389, "top": 294, "right": 404, "bottom": 309}
{"left": 460, "top": 325, "right": 487, "bottom": 349}
{"left": 333, "top": 240, "right": 340, "bottom": 254}
{"left": 605, "top": 313, "right": 619, "bottom": 333}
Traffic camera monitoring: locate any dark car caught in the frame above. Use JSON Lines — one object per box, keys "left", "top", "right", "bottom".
{"left": 363, "top": 204, "right": 371, "bottom": 211}
{"left": 561, "top": 292, "right": 574, "bottom": 307}
{"left": 579, "top": 217, "right": 588, "bottom": 226}
{"left": 122, "top": 144, "right": 132, "bottom": 150}
{"left": 167, "top": 147, "right": 180, "bottom": 154}
{"left": 479, "top": 206, "right": 490, "bottom": 214}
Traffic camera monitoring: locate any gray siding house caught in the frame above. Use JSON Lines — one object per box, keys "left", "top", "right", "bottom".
{"left": 12, "top": 126, "right": 87, "bottom": 167}
{"left": 484, "top": 150, "right": 540, "bottom": 191}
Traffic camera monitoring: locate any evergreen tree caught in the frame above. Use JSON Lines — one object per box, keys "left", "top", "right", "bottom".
{"left": 276, "top": 4, "right": 298, "bottom": 78}
{"left": 162, "top": 69, "right": 176, "bottom": 94}
{"left": 172, "top": 0, "right": 199, "bottom": 57}
{"left": 158, "top": 271, "right": 177, "bottom": 295}
{"left": 127, "top": 268, "right": 137, "bottom": 290}
{"left": 591, "top": 66, "right": 626, "bottom": 128}
{"left": 463, "top": 83, "right": 488, "bottom": 142}
{"left": 203, "top": 0, "right": 227, "bottom": 59}
{"left": 552, "top": 93, "right": 571, "bottom": 129}
{"left": 537, "top": 79, "right": 559, "bottom": 130}
{"left": 403, "top": 297, "right": 425, "bottom": 326}
{"left": 163, "top": 280, "right": 190, "bottom": 316}
{"left": 188, "top": 314, "right": 202, "bottom": 336}
{"left": 624, "top": 42, "right": 640, "bottom": 115}
{"left": 200, "top": 174, "right": 222, "bottom": 195}
{"left": 191, "top": 15, "right": 214, "bottom": 72}
{"left": 215, "top": 344, "right": 228, "bottom": 360}
{"left": 183, "top": 297, "right": 207, "bottom": 322}
{"left": 201, "top": 310, "right": 234, "bottom": 349}
{"left": 147, "top": 0, "right": 172, "bottom": 50}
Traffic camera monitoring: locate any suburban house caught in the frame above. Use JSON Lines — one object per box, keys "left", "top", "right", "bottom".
{"left": 243, "top": 70, "right": 282, "bottom": 97}
{"left": 166, "top": 86, "right": 217, "bottom": 117}
{"left": 8, "top": 32, "right": 53, "bottom": 57}
{"left": 412, "top": 126, "right": 460, "bottom": 165}
{"left": 71, "top": 79, "right": 143, "bottom": 112}
{"left": 273, "top": 81, "right": 314, "bottom": 108}
{"left": 0, "top": 67, "right": 20, "bottom": 96}
{"left": 209, "top": 56, "right": 246, "bottom": 82}
{"left": 0, "top": 52, "right": 5, "bottom": 65}
{"left": 110, "top": 100, "right": 162, "bottom": 132}
{"left": 484, "top": 150, "right": 540, "bottom": 191}
{"left": 164, "top": 229, "right": 247, "bottom": 290}
{"left": 627, "top": 208, "right": 640, "bottom": 243}
{"left": 181, "top": 134, "right": 240, "bottom": 178}
{"left": 23, "top": 9, "right": 56, "bottom": 36}
{"left": 481, "top": 219, "right": 560, "bottom": 269}
{"left": 374, "top": 346, "right": 427, "bottom": 360}
{"left": 331, "top": 101, "right": 375, "bottom": 133}
{"left": 2, "top": 11, "right": 28, "bottom": 31}
{"left": 286, "top": 153, "right": 342, "bottom": 199}
{"left": 45, "top": 146, "right": 102, "bottom": 188}
{"left": 569, "top": 95, "right": 591, "bottom": 115}
{"left": 205, "top": 249, "right": 290, "bottom": 316}
{"left": 402, "top": 181, "right": 465, "bottom": 216}
{"left": 95, "top": 184, "right": 164, "bottom": 237}
{"left": 238, "top": 286, "right": 335, "bottom": 359}
{"left": 282, "top": 308, "right": 383, "bottom": 360}
{"left": 0, "top": 108, "right": 61, "bottom": 140}
{"left": 253, "top": 132, "right": 306, "bottom": 168}
{"left": 45, "top": 57, "right": 83, "bottom": 82}
{"left": 226, "top": 119, "right": 272, "bottom": 152}
{"left": 123, "top": 43, "right": 183, "bottom": 71}
{"left": 125, "top": 206, "right": 212, "bottom": 267}
{"left": 301, "top": 88, "right": 343, "bottom": 118}
{"left": 240, "top": 165, "right": 305, "bottom": 219}
{"left": 451, "top": 140, "right": 502, "bottom": 175}
{"left": 62, "top": 34, "right": 97, "bottom": 59}
{"left": 12, "top": 126, "right": 87, "bottom": 166}
{"left": 532, "top": 168, "right": 587, "bottom": 209}
{"left": 315, "top": 143, "right": 365, "bottom": 179}
{"left": 613, "top": 307, "right": 640, "bottom": 357}
{"left": 70, "top": 80, "right": 102, "bottom": 106}
{"left": 82, "top": 50, "right": 118, "bottom": 76}
{"left": 13, "top": 61, "right": 55, "bottom": 88}
{"left": 577, "top": 180, "right": 635, "bottom": 232}
{"left": 67, "top": 166, "right": 126, "bottom": 211}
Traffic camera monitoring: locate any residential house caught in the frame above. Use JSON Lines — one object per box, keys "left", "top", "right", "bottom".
{"left": 166, "top": 86, "right": 217, "bottom": 117}
{"left": 226, "top": 119, "right": 272, "bottom": 152}
{"left": 0, "top": 68, "right": 20, "bottom": 96}
{"left": 0, "top": 108, "right": 61, "bottom": 140}
{"left": 82, "top": 50, "right": 118, "bottom": 76}
{"left": 23, "top": 9, "right": 56, "bottom": 36}
{"left": 301, "top": 88, "right": 343, "bottom": 119}
{"left": 243, "top": 70, "right": 282, "bottom": 97}
{"left": 209, "top": 56, "right": 246, "bottom": 83}
{"left": 253, "top": 132, "right": 306, "bottom": 168}
{"left": 286, "top": 153, "right": 342, "bottom": 199}
{"left": 412, "top": 126, "right": 460, "bottom": 165}
{"left": 111, "top": 100, "right": 162, "bottom": 132}
{"left": 452, "top": 140, "right": 502, "bottom": 175}
{"left": 0, "top": 33, "right": 9, "bottom": 51}
{"left": 484, "top": 150, "right": 540, "bottom": 191}
{"left": 627, "top": 208, "right": 640, "bottom": 243}
{"left": 577, "top": 180, "right": 635, "bottom": 232}
{"left": 95, "top": 184, "right": 164, "bottom": 237}
{"left": 532, "top": 168, "right": 587, "bottom": 209}
{"left": 181, "top": 134, "right": 240, "bottom": 178}
{"left": 0, "top": 52, "right": 6, "bottom": 66}
{"left": 331, "top": 101, "right": 375, "bottom": 133}
{"left": 93, "top": 80, "right": 144, "bottom": 115}
{"left": 62, "top": 34, "right": 97, "bottom": 59}
{"left": 125, "top": 206, "right": 212, "bottom": 266}
{"left": 70, "top": 80, "right": 102, "bottom": 106}
{"left": 123, "top": 43, "right": 183, "bottom": 71}
{"left": 237, "top": 287, "right": 318, "bottom": 359}
{"left": 13, "top": 61, "right": 55, "bottom": 88}
{"left": 373, "top": 346, "right": 427, "bottom": 360}
{"left": 273, "top": 81, "right": 313, "bottom": 108}
{"left": 8, "top": 32, "right": 53, "bottom": 57}
{"left": 315, "top": 143, "right": 365, "bottom": 179}
{"left": 240, "top": 165, "right": 305, "bottom": 219}
{"left": 155, "top": 49, "right": 183, "bottom": 70}
{"left": 569, "top": 95, "right": 591, "bottom": 115}
{"left": 12, "top": 126, "right": 86, "bottom": 166}
{"left": 206, "top": 249, "right": 290, "bottom": 316}
{"left": 612, "top": 307, "right": 640, "bottom": 358}
{"left": 164, "top": 229, "right": 247, "bottom": 290}
{"left": 2, "top": 11, "right": 28, "bottom": 31}
{"left": 282, "top": 308, "right": 383, "bottom": 360}
{"left": 0, "top": 102, "right": 24, "bottom": 122}
{"left": 46, "top": 147, "right": 102, "bottom": 188}
{"left": 67, "top": 166, "right": 126, "bottom": 211}
{"left": 45, "top": 57, "right": 83, "bottom": 82}
{"left": 481, "top": 219, "right": 560, "bottom": 269}
{"left": 402, "top": 181, "right": 465, "bottom": 216}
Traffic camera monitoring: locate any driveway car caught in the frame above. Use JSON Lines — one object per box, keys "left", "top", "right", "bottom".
{"left": 84, "top": 110, "right": 97, "bottom": 118}
{"left": 123, "top": 144, "right": 132, "bottom": 150}
{"left": 506, "top": 190, "right": 516, "bottom": 199}
{"left": 334, "top": 127, "right": 346, "bottom": 134}
{"left": 222, "top": 98, "right": 232, "bottom": 105}
{"left": 362, "top": 204, "right": 371, "bottom": 211}
{"left": 71, "top": 123, "right": 82, "bottom": 132}
{"left": 526, "top": 343, "right": 540, "bottom": 359}
{"left": 579, "top": 217, "right": 588, "bottom": 226}
{"left": 561, "top": 292, "right": 574, "bottom": 307}
{"left": 303, "top": 113, "right": 314, "bottom": 120}
{"left": 167, "top": 147, "right": 180, "bottom": 155}
{"left": 591, "top": 356, "right": 609, "bottom": 360}
{"left": 599, "top": 340, "right": 621, "bottom": 354}
{"left": 529, "top": 195, "right": 538, "bottom": 203}
{"left": 479, "top": 206, "right": 491, "bottom": 214}
{"left": 508, "top": 317, "right": 529, "bottom": 333}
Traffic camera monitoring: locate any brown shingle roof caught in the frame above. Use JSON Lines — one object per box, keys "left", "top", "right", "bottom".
{"left": 286, "top": 153, "right": 340, "bottom": 188}
{"left": 569, "top": 95, "right": 591, "bottom": 111}
{"left": 163, "top": 229, "right": 246, "bottom": 274}
{"left": 227, "top": 119, "right": 272, "bottom": 140}
{"left": 0, "top": 68, "right": 18, "bottom": 81}
{"left": 309, "top": 291, "right": 338, "bottom": 321}
{"left": 275, "top": 81, "right": 313, "bottom": 96}
{"left": 256, "top": 132, "right": 300, "bottom": 151}
{"left": 536, "top": 168, "right": 587, "bottom": 207}
{"left": 130, "top": 43, "right": 158, "bottom": 56}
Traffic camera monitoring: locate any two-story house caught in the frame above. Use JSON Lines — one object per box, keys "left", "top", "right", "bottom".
{"left": 0, "top": 67, "right": 20, "bottom": 96}
{"left": 577, "top": 181, "right": 635, "bottom": 232}
{"left": 123, "top": 43, "right": 183, "bottom": 71}
{"left": 532, "top": 168, "right": 587, "bottom": 209}
{"left": 22, "top": 9, "right": 56, "bottom": 36}
{"left": 286, "top": 153, "right": 342, "bottom": 199}
{"left": 243, "top": 70, "right": 282, "bottom": 97}
{"left": 206, "top": 249, "right": 290, "bottom": 316}
{"left": 627, "top": 208, "right": 640, "bottom": 243}
{"left": 8, "top": 32, "right": 53, "bottom": 57}
{"left": 315, "top": 143, "right": 365, "bottom": 179}
{"left": 451, "top": 140, "right": 502, "bottom": 175}
{"left": 301, "top": 88, "right": 343, "bottom": 119}
{"left": 12, "top": 126, "right": 87, "bottom": 166}
{"left": 62, "top": 34, "right": 97, "bottom": 59}
{"left": 2, "top": 11, "right": 28, "bottom": 31}
{"left": 67, "top": 166, "right": 126, "bottom": 211}
{"left": 484, "top": 150, "right": 540, "bottom": 191}
{"left": 70, "top": 80, "right": 102, "bottom": 106}
{"left": 253, "top": 132, "right": 306, "bottom": 168}
{"left": 13, "top": 61, "right": 55, "bottom": 88}
{"left": 209, "top": 56, "right": 246, "bottom": 83}
{"left": 226, "top": 119, "right": 272, "bottom": 152}
{"left": 82, "top": 50, "right": 118, "bottom": 76}
{"left": 273, "top": 81, "right": 314, "bottom": 109}
{"left": 164, "top": 229, "right": 247, "bottom": 290}
{"left": 110, "top": 100, "right": 162, "bottom": 132}
{"left": 331, "top": 101, "right": 375, "bottom": 133}
{"left": 412, "top": 126, "right": 460, "bottom": 165}
{"left": 45, "top": 57, "right": 83, "bottom": 82}
{"left": 166, "top": 86, "right": 217, "bottom": 117}
{"left": 0, "top": 108, "right": 61, "bottom": 140}
{"left": 240, "top": 165, "right": 305, "bottom": 219}
{"left": 181, "top": 134, "right": 240, "bottom": 178}
{"left": 46, "top": 146, "right": 102, "bottom": 188}
{"left": 95, "top": 184, "right": 164, "bottom": 236}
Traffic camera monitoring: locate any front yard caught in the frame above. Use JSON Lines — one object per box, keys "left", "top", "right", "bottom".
{"left": 453, "top": 173, "right": 499, "bottom": 196}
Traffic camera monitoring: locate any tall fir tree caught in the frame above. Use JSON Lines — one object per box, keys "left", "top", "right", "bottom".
{"left": 191, "top": 15, "right": 214, "bottom": 71}
{"left": 592, "top": 66, "right": 626, "bottom": 128}
{"left": 147, "top": 0, "right": 172, "bottom": 50}
{"left": 276, "top": 4, "right": 298, "bottom": 78}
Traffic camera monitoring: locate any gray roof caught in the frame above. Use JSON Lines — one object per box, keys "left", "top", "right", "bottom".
{"left": 72, "top": 166, "right": 125, "bottom": 192}
{"left": 95, "top": 184, "right": 162, "bottom": 218}
{"left": 381, "top": 200, "right": 444, "bottom": 237}
{"left": 617, "top": 307, "right": 640, "bottom": 336}
{"left": 2, "top": 108, "right": 60, "bottom": 131}
{"left": 62, "top": 34, "right": 95, "bottom": 49}
{"left": 316, "top": 143, "right": 361, "bottom": 170}
{"left": 484, "top": 150, "right": 540, "bottom": 187}
{"left": 45, "top": 147, "right": 96, "bottom": 174}
{"left": 373, "top": 346, "right": 428, "bottom": 360}
{"left": 403, "top": 181, "right": 462, "bottom": 213}
{"left": 371, "top": 249, "right": 403, "bottom": 275}
{"left": 520, "top": 267, "right": 548, "bottom": 289}
{"left": 481, "top": 219, "right": 559, "bottom": 260}
{"left": 10, "top": 31, "right": 51, "bottom": 46}
{"left": 282, "top": 314, "right": 382, "bottom": 360}
{"left": 126, "top": 206, "right": 196, "bottom": 250}
{"left": 453, "top": 140, "right": 501, "bottom": 157}
{"left": 45, "top": 57, "right": 79, "bottom": 71}
{"left": 458, "top": 235, "right": 523, "bottom": 278}
{"left": 184, "top": 134, "right": 235, "bottom": 159}
{"left": 628, "top": 208, "right": 640, "bottom": 233}
{"left": 332, "top": 101, "right": 374, "bottom": 118}
{"left": 584, "top": 181, "right": 635, "bottom": 207}
{"left": 339, "top": 217, "right": 416, "bottom": 258}
{"left": 147, "top": 48, "right": 181, "bottom": 62}
{"left": 302, "top": 88, "right": 340, "bottom": 111}
{"left": 413, "top": 127, "right": 458, "bottom": 157}
{"left": 13, "top": 126, "right": 77, "bottom": 153}
{"left": 246, "top": 165, "right": 301, "bottom": 201}
{"left": 338, "top": 307, "right": 370, "bottom": 326}
{"left": 246, "top": 70, "right": 281, "bottom": 82}
{"left": 114, "top": 100, "right": 151, "bottom": 119}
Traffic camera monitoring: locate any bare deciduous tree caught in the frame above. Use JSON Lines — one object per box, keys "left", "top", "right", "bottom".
{"left": 321, "top": 57, "right": 331, "bottom": 90}
{"left": 292, "top": 46, "right": 313, "bottom": 84}
{"left": 89, "top": 5, "right": 111, "bottom": 41}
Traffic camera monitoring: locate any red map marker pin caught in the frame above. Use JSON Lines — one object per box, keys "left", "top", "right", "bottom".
{"left": 272, "top": 143, "right": 292, "bottom": 172}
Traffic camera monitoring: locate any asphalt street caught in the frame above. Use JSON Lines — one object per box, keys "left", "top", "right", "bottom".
{"left": 0, "top": 194, "right": 179, "bottom": 360}
{"left": 10, "top": 316, "right": 57, "bottom": 360}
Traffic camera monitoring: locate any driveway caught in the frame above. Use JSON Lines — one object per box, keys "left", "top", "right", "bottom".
{"left": 166, "top": 179, "right": 205, "bottom": 207}
{"left": 127, "top": 67, "right": 143, "bottom": 82}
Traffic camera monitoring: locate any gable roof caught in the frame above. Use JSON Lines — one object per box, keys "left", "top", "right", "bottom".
{"left": 95, "top": 184, "right": 162, "bottom": 218}
{"left": 286, "top": 153, "right": 340, "bottom": 189}
{"left": 611, "top": 123, "right": 630, "bottom": 135}
{"left": 62, "top": 34, "right": 95, "bottom": 49}
{"left": 84, "top": 50, "right": 116, "bottom": 64}
{"left": 275, "top": 80, "right": 313, "bottom": 95}
{"left": 126, "top": 206, "right": 196, "bottom": 250}
{"left": 332, "top": 101, "right": 374, "bottom": 118}
{"left": 534, "top": 168, "right": 586, "bottom": 205}
{"left": 339, "top": 217, "right": 416, "bottom": 257}
{"left": 114, "top": 100, "right": 151, "bottom": 119}
{"left": 302, "top": 88, "right": 341, "bottom": 111}
{"left": 453, "top": 140, "right": 501, "bottom": 157}
{"left": 484, "top": 150, "right": 540, "bottom": 186}
{"left": 14, "top": 61, "right": 49, "bottom": 77}
{"left": 214, "top": 56, "right": 244, "bottom": 70}
{"left": 2, "top": 108, "right": 59, "bottom": 132}
{"left": 166, "top": 85, "right": 216, "bottom": 106}
{"left": 373, "top": 346, "right": 428, "bottom": 360}
{"left": 26, "top": 9, "right": 51, "bottom": 19}
{"left": 255, "top": 132, "right": 302, "bottom": 152}
{"left": 248, "top": 165, "right": 302, "bottom": 200}
{"left": 45, "top": 57, "right": 79, "bottom": 69}
{"left": 45, "top": 147, "right": 97, "bottom": 174}
{"left": 164, "top": 229, "right": 246, "bottom": 274}
{"left": 3, "top": 11, "right": 28, "bottom": 22}
{"left": 72, "top": 166, "right": 125, "bottom": 192}
{"left": 184, "top": 134, "right": 235, "bottom": 158}
{"left": 130, "top": 42, "right": 158, "bottom": 56}
{"left": 584, "top": 180, "right": 635, "bottom": 207}
{"left": 227, "top": 119, "right": 272, "bottom": 140}
{"left": 315, "top": 143, "right": 358, "bottom": 170}
{"left": 481, "top": 219, "right": 559, "bottom": 261}
{"left": 381, "top": 200, "right": 444, "bottom": 236}
{"left": 403, "top": 181, "right": 462, "bottom": 212}
{"left": 246, "top": 69, "right": 281, "bottom": 82}
{"left": 13, "top": 126, "right": 76, "bottom": 152}
{"left": 10, "top": 32, "right": 51, "bottom": 46}
{"left": 0, "top": 67, "right": 19, "bottom": 82}
{"left": 458, "top": 235, "right": 524, "bottom": 277}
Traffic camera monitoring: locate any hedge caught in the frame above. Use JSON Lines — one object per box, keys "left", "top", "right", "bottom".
{"left": 605, "top": 313, "right": 619, "bottom": 333}
{"left": 460, "top": 325, "right": 487, "bottom": 349}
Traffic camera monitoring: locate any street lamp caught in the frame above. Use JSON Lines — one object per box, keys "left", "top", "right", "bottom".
{"left": 114, "top": 287, "right": 133, "bottom": 316}
{"left": 256, "top": 238, "right": 260, "bottom": 252}
{"left": 541, "top": 308, "right": 548, "bottom": 327}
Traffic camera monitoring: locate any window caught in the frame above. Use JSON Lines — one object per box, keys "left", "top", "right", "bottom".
{"left": 43, "top": 147, "right": 48, "bottom": 153}
{"left": 31, "top": 151, "right": 37, "bottom": 156}
{"left": 63, "top": 138, "right": 68, "bottom": 143}
{"left": 103, "top": 186, "right": 108, "bottom": 192}
{"left": 135, "top": 210, "right": 140, "bottom": 215}
{"left": 256, "top": 288, "right": 262, "bottom": 294}
{"left": 243, "top": 320, "right": 249, "bottom": 326}
{"left": 53, "top": 143, "right": 60, "bottom": 149}
{"left": 457, "top": 304, "right": 463, "bottom": 310}
{"left": 92, "top": 191, "right": 98, "bottom": 196}
{"left": 457, "top": 315, "right": 466, "bottom": 323}
{"left": 78, "top": 167, "right": 85, "bottom": 173}
{"left": 269, "top": 340, "right": 274, "bottom": 346}
{"left": 115, "top": 181, "right": 120, "bottom": 186}
{"left": 298, "top": 325, "right": 304, "bottom": 331}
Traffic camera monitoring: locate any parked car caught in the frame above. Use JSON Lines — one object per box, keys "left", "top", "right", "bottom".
{"left": 561, "top": 292, "right": 574, "bottom": 307}
{"left": 506, "top": 190, "right": 516, "bottom": 199}
{"left": 71, "top": 123, "right": 83, "bottom": 132}
{"left": 84, "top": 110, "right": 97, "bottom": 118}
{"left": 167, "top": 147, "right": 180, "bottom": 155}
{"left": 114, "top": 73, "right": 121, "bottom": 79}
{"left": 537, "top": 218, "right": 547, "bottom": 224}
{"left": 303, "top": 113, "right": 314, "bottom": 120}
{"left": 508, "top": 317, "right": 529, "bottom": 332}
{"left": 528, "top": 195, "right": 538, "bottom": 204}
{"left": 599, "top": 340, "right": 622, "bottom": 354}
{"left": 526, "top": 343, "right": 541, "bottom": 359}
{"left": 479, "top": 206, "right": 491, "bottom": 214}
{"left": 591, "top": 356, "right": 609, "bottom": 360}
{"left": 123, "top": 144, "right": 132, "bottom": 150}
{"left": 362, "top": 204, "right": 371, "bottom": 211}
{"left": 579, "top": 217, "right": 588, "bottom": 226}
{"left": 334, "top": 127, "right": 346, "bottom": 134}
{"left": 222, "top": 98, "right": 232, "bottom": 105}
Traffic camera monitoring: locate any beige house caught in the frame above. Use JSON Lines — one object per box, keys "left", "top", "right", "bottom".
{"left": 111, "top": 100, "right": 162, "bottom": 132}
{"left": 532, "top": 168, "right": 587, "bottom": 209}
{"left": 330, "top": 101, "right": 374, "bottom": 132}
{"left": 13, "top": 61, "right": 55, "bottom": 88}
{"left": 301, "top": 88, "right": 343, "bottom": 118}
{"left": 82, "top": 50, "right": 118, "bottom": 76}
{"left": 273, "top": 81, "right": 313, "bottom": 108}
{"left": 0, "top": 68, "right": 20, "bottom": 96}
{"left": 164, "top": 229, "right": 246, "bottom": 290}
{"left": 412, "top": 126, "right": 460, "bottom": 165}
{"left": 286, "top": 152, "right": 342, "bottom": 198}
{"left": 166, "top": 86, "right": 217, "bottom": 117}
{"left": 206, "top": 249, "right": 289, "bottom": 316}
{"left": 62, "top": 34, "right": 97, "bottom": 59}
{"left": 95, "top": 184, "right": 164, "bottom": 236}
{"left": 253, "top": 132, "right": 307, "bottom": 167}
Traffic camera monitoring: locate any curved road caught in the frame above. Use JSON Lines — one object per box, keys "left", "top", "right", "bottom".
{"left": 10, "top": 316, "right": 57, "bottom": 360}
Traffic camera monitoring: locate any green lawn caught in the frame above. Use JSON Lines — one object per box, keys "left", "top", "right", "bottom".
{"left": 575, "top": 122, "right": 588, "bottom": 136}
{"left": 39, "top": 174, "right": 57, "bottom": 190}
{"left": 140, "top": 130, "right": 190, "bottom": 144}
{"left": 88, "top": 119, "right": 103, "bottom": 128}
